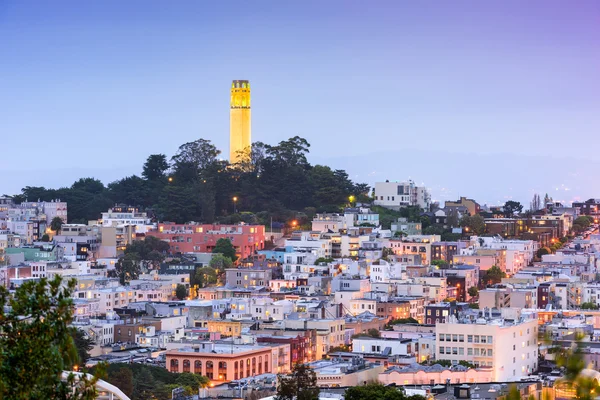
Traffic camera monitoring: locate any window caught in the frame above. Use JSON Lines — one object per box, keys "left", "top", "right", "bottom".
{"left": 452, "top": 347, "right": 458, "bottom": 355}
{"left": 474, "top": 348, "right": 479, "bottom": 356}
{"left": 467, "top": 348, "right": 473, "bottom": 356}
{"left": 440, "top": 335, "right": 445, "bottom": 342}
{"left": 459, "top": 348, "right": 464, "bottom": 355}
{"left": 474, "top": 335, "right": 480, "bottom": 343}
{"left": 487, "top": 336, "right": 493, "bottom": 344}
{"left": 459, "top": 335, "right": 465, "bottom": 342}
{"left": 467, "top": 335, "right": 473, "bottom": 343}
{"left": 488, "top": 349, "right": 493, "bottom": 356}
{"left": 452, "top": 334, "right": 458, "bottom": 342}
{"left": 446, "top": 334, "right": 451, "bottom": 341}
{"left": 440, "top": 347, "right": 445, "bottom": 354}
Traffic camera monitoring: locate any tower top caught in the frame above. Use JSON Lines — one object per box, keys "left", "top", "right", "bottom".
{"left": 232, "top": 80, "right": 250, "bottom": 89}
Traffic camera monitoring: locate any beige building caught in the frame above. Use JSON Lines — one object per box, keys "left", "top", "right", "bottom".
{"left": 435, "top": 310, "right": 538, "bottom": 381}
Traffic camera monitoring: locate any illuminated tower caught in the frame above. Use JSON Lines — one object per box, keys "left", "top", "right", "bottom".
{"left": 229, "top": 80, "right": 251, "bottom": 163}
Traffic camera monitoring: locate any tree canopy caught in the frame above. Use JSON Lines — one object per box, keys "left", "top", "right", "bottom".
{"left": 212, "top": 238, "right": 238, "bottom": 262}
{"left": 103, "top": 363, "right": 209, "bottom": 400}
{"left": 10, "top": 138, "right": 369, "bottom": 225}
{"left": 275, "top": 364, "right": 320, "bottom": 400}
{"left": 344, "top": 383, "right": 425, "bottom": 400}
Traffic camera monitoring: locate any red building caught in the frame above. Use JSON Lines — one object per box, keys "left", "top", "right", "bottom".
{"left": 146, "top": 223, "right": 265, "bottom": 260}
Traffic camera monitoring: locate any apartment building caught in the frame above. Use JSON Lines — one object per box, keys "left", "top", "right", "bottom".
{"left": 146, "top": 223, "right": 265, "bottom": 260}
{"left": 225, "top": 268, "right": 272, "bottom": 288}
{"left": 373, "top": 180, "right": 431, "bottom": 210}
{"left": 435, "top": 311, "right": 538, "bottom": 381}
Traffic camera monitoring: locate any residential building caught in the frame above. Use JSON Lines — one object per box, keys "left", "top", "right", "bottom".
{"left": 444, "top": 197, "right": 481, "bottom": 217}
{"left": 373, "top": 180, "right": 431, "bottom": 210}
{"left": 391, "top": 218, "right": 422, "bottom": 236}
{"left": 225, "top": 268, "right": 272, "bottom": 288}
{"left": 166, "top": 341, "right": 289, "bottom": 381}
{"left": 146, "top": 223, "right": 265, "bottom": 260}
{"left": 435, "top": 310, "right": 538, "bottom": 381}
{"left": 308, "top": 358, "right": 385, "bottom": 388}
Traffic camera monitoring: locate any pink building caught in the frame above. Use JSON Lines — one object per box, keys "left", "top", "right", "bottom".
{"left": 146, "top": 223, "right": 265, "bottom": 261}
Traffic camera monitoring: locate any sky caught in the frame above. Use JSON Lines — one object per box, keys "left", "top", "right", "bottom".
{"left": 1, "top": 1, "right": 599, "bottom": 206}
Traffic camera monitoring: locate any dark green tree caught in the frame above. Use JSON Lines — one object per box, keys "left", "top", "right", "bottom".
{"left": 115, "top": 253, "right": 140, "bottom": 285}
{"left": 459, "top": 215, "right": 486, "bottom": 235}
{"left": 580, "top": 302, "right": 599, "bottom": 310}
{"left": 0, "top": 276, "right": 102, "bottom": 399}
{"left": 537, "top": 247, "right": 551, "bottom": 259}
{"left": 210, "top": 254, "right": 233, "bottom": 270}
{"left": 212, "top": 238, "right": 238, "bottom": 262}
{"left": 194, "top": 266, "right": 218, "bottom": 288}
{"left": 41, "top": 233, "right": 51, "bottom": 242}
{"left": 106, "top": 367, "right": 134, "bottom": 398}
{"left": 468, "top": 286, "right": 479, "bottom": 297}
{"left": 175, "top": 284, "right": 187, "bottom": 300}
{"left": 51, "top": 215, "right": 64, "bottom": 234}
{"left": 142, "top": 154, "right": 170, "bottom": 181}
{"left": 275, "top": 363, "right": 320, "bottom": 400}
{"left": 71, "top": 327, "right": 95, "bottom": 366}
{"left": 503, "top": 200, "right": 523, "bottom": 217}
{"left": 482, "top": 265, "right": 506, "bottom": 285}
{"left": 345, "top": 383, "right": 423, "bottom": 400}
{"left": 107, "top": 175, "right": 148, "bottom": 207}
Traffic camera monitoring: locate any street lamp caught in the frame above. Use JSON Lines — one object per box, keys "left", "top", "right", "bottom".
{"left": 349, "top": 195, "right": 355, "bottom": 204}
{"left": 291, "top": 220, "right": 298, "bottom": 229}
{"left": 168, "top": 177, "right": 173, "bottom": 183}
{"left": 233, "top": 196, "right": 238, "bottom": 214}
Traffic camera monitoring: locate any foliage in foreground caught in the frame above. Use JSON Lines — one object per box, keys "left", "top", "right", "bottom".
{"left": 0, "top": 276, "right": 101, "bottom": 399}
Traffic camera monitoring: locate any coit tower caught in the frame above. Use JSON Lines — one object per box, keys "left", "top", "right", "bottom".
{"left": 229, "top": 80, "right": 251, "bottom": 163}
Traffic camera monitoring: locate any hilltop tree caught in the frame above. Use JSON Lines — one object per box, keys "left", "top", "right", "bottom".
{"left": 142, "top": 154, "right": 169, "bottom": 181}
{"left": 275, "top": 363, "right": 320, "bottom": 400}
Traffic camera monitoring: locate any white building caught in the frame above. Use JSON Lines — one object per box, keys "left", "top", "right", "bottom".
{"left": 100, "top": 205, "right": 152, "bottom": 230}
{"left": 352, "top": 337, "right": 414, "bottom": 356}
{"left": 435, "top": 310, "right": 538, "bottom": 382}
{"left": 285, "top": 232, "right": 332, "bottom": 258}
{"left": 373, "top": 180, "right": 431, "bottom": 210}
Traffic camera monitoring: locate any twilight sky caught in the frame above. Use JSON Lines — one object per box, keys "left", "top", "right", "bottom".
{"left": 1, "top": 1, "right": 599, "bottom": 206}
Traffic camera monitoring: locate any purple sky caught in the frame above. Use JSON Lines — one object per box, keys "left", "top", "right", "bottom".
{"left": 1, "top": 1, "right": 599, "bottom": 205}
